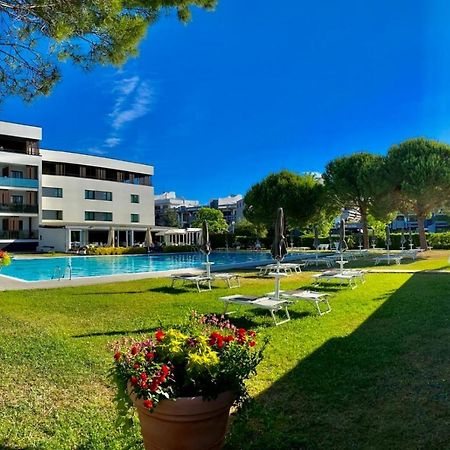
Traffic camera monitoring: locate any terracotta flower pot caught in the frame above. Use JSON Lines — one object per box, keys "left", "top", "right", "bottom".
{"left": 130, "top": 390, "right": 235, "bottom": 450}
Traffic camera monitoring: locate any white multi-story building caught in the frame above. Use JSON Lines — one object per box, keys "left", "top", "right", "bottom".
{"left": 0, "top": 121, "right": 155, "bottom": 252}
{"left": 0, "top": 121, "right": 41, "bottom": 252}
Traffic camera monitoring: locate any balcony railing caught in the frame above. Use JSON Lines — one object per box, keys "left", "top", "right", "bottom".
{"left": 0, "top": 203, "right": 38, "bottom": 213}
{"left": 0, "top": 176, "right": 38, "bottom": 188}
{"left": 0, "top": 230, "right": 38, "bottom": 240}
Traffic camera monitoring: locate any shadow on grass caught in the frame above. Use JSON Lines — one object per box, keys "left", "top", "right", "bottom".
{"left": 226, "top": 273, "right": 450, "bottom": 449}
{"left": 72, "top": 327, "right": 157, "bottom": 338}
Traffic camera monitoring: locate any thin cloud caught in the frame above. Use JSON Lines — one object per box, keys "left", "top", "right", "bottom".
{"left": 86, "top": 147, "right": 108, "bottom": 156}
{"left": 110, "top": 79, "right": 155, "bottom": 130}
{"left": 104, "top": 137, "right": 121, "bottom": 148}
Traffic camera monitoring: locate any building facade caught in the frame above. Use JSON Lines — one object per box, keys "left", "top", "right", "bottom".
{"left": 0, "top": 121, "right": 155, "bottom": 252}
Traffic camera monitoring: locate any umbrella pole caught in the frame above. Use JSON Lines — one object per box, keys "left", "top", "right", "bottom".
{"left": 205, "top": 253, "right": 210, "bottom": 278}
{"left": 275, "top": 260, "right": 281, "bottom": 300}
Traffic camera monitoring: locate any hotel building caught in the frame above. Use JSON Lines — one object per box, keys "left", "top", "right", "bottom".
{"left": 0, "top": 120, "right": 155, "bottom": 252}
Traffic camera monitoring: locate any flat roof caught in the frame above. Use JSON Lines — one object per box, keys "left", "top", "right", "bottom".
{"left": 0, "top": 121, "right": 42, "bottom": 141}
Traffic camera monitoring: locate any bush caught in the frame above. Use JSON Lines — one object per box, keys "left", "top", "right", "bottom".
{"left": 427, "top": 232, "right": 450, "bottom": 249}
{"left": 85, "top": 246, "right": 148, "bottom": 256}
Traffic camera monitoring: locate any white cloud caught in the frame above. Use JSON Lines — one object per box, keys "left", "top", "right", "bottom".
{"left": 104, "top": 137, "right": 121, "bottom": 148}
{"left": 86, "top": 147, "right": 108, "bottom": 156}
{"left": 110, "top": 78, "right": 155, "bottom": 130}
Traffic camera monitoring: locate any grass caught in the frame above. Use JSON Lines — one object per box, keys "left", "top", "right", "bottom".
{"left": 0, "top": 252, "right": 449, "bottom": 449}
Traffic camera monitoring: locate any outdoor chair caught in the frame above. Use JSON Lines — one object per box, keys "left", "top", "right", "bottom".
{"left": 399, "top": 249, "right": 420, "bottom": 260}
{"left": 266, "top": 289, "right": 332, "bottom": 316}
{"left": 256, "top": 263, "right": 303, "bottom": 276}
{"left": 219, "top": 294, "right": 291, "bottom": 326}
{"left": 312, "top": 270, "right": 365, "bottom": 289}
{"left": 170, "top": 274, "right": 212, "bottom": 292}
{"left": 302, "top": 258, "right": 334, "bottom": 268}
{"left": 374, "top": 255, "right": 403, "bottom": 265}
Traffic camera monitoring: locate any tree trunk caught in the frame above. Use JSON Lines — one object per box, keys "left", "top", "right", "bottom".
{"left": 360, "top": 208, "right": 369, "bottom": 249}
{"left": 417, "top": 215, "right": 428, "bottom": 250}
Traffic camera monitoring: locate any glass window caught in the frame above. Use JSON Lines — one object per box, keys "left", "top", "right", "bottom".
{"left": 42, "top": 210, "right": 63, "bottom": 220}
{"left": 11, "top": 195, "right": 23, "bottom": 204}
{"left": 131, "top": 214, "right": 140, "bottom": 223}
{"left": 11, "top": 170, "right": 23, "bottom": 179}
{"left": 131, "top": 194, "right": 140, "bottom": 203}
{"left": 85, "top": 211, "right": 113, "bottom": 221}
{"left": 85, "top": 190, "right": 112, "bottom": 201}
{"left": 42, "top": 187, "right": 63, "bottom": 198}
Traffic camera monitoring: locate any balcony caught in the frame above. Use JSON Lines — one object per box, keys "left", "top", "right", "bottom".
{"left": 0, "top": 177, "right": 38, "bottom": 189}
{"left": 0, "top": 203, "right": 38, "bottom": 214}
{"left": 0, "top": 230, "right": 38, "bottom": 240}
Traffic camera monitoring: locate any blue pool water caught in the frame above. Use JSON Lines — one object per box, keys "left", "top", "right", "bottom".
{"left": 0, "top": 251, "right": 305, "bottom": 282}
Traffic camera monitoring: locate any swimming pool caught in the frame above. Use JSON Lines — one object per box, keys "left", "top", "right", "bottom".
{"left": 0, "top": 251, "right": 306, "bottom": 282}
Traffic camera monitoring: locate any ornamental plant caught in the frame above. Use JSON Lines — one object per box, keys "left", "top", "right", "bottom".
{"left": 112, "top": 312, "right": 266, "bottom": 413}
{"left": 0, "top": 250, "right": 11, "bottom": 267}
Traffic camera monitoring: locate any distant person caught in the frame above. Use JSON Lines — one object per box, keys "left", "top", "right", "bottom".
{"left": 255, "top": 239, "right": 261, "bottom": 251}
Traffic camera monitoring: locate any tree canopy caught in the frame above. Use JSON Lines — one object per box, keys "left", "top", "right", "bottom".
{"left": 244, "top": 170, "right": 332, "bottom": 230}
{"left": 323, "top": 153, "right": 389, "bottom": 248}
{"left": 0, "top": 0, "right": 216, "bottom": 102}
{"left": 192, "top": 207, "right": 229, "bottom": 234}
{"left": 385, "top": 138, "right": 450, "bottom": 249}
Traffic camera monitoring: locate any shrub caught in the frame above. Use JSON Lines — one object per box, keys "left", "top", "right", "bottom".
{"left": 162, "top": 245, "right": 196, "bottom": 253}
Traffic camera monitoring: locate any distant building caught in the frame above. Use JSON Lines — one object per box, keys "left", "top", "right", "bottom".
{"left": 154, "top": 192, "right": 199, "bottom": 227}
{"left": 155, "top": 192, "right": 245, "bottom": 229}
{"left": 209, "top": 194, "right": 243, "bottom": 226}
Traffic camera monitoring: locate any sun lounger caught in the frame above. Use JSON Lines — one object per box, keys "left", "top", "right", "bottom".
{"left": 374, "top": 255, "right": 403, "bottom": 265}
{"left": 303, "top": 258, "right": 333, "bottom": 268}
{"left": 170, "top": 274, "right": 212, "bottom": 292}
{"left": 219, "top": 294, "right": 291, "bottom": 326}
{"left": 266, "top": 289, "right": 332, "bottom": 315}
{"left": 312, "top": 270, "right": 365, "bottom": 289}
{"left": 256, "top": 263, "right": 303, "bottom": 276}
{"left": 211, "top": 273, "right": 240, "bottom": 288}
{"left": 399, "top": 249, "right": 420, "bottom": 260}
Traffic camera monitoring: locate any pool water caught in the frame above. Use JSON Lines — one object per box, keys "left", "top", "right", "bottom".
{"left": 0, "top": 251, "right": 305, "bottom": 282}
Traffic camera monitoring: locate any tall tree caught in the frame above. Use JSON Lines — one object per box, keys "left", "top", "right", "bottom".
{"left": 323, "top": 153, "right": 386, "bottom": 249}
{"left": 385, "top": 138, "right": 450, "bottom": 249}
{"left": 160, "top": 208, "right": 179, "bottom": 228}
{"left": 192, "top": 207, "right": 229, "bottom": 234}
{"left": 244, "top": 170, "right": 331, "bottom": 230}
{"left": 0, "top": 0, "right": 216, "bottom": 102}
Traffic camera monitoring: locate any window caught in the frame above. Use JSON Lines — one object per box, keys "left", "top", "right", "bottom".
{"left": 42, "top": 187, "right": 63, "bottom": 198}
{"left": 131, "top": 214, "right": 140, "bottom": 223}
{"left": 42, "top": 210, "right": 63, "bottom": 220}
{"left": 85, "top": 190, "right": 112, "bottom": 201}
{"left": 85, "top": 211, "right": 113, "bottom": 221}
{"left": 131, "top": 194, "right": 140, "bottom": 203}
{"left": 11, "top": 170, "right": 23, "bottom": 179}
{"left": 11, "top": 195, "right": 23, "bottom": 204}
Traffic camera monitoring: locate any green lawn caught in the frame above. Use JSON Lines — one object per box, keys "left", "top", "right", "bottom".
{"left": 0, "top": 258, "right": 449, "bottom": 449}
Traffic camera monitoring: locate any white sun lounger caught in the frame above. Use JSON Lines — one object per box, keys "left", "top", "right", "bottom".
{"left": 303, "top": 258, "right": 334, "bottom": 268}
{"left": 312, "top": 270, "right": 365, "bottom": 289}
{"left": 219, "top": 294, "right": 291, "bottom": 326}
{"left": 256, "top": 263, "right": 303, "bottom": 276}
{"left": 211, "top": 273, "right": 241, "bottom": 288}
{"left": 374, "top": 255, "right": 403, "bottom": 265}
{"left": 266, "top": 289, "right": 332, "bottom": 316}
{"left": 170, "top": 274, "right": 212, "bottom": 292}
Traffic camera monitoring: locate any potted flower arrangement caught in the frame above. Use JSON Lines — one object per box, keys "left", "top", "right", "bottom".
{"left": 0, "top": 250, "right": 11, "bottom": 268}
{"left": 112, "top": 312, "right": 266, "bottom": 450}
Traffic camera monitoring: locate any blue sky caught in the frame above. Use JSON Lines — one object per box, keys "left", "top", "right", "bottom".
{"left": 2, "top": 0, "right": 450, "bottom": 203}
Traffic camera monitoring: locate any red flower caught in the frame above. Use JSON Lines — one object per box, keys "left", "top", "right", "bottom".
{"left": 248, "top": 341, "right": 256, "bottom": 347}
{"left": 143, "top": 399, "right": 154, "bottom": 409}
{"left": 150, "top": 381, "right": 159, "bottom": 392}
{"left": 216, "top": 335, "right": 224, "bottom": 349}
{"left": 133, "top": 363, "right": 140, "bottom": 370}
{"left": 130, "top": 376, "right": 138, "bottom": 385}
{"left": 237, "top": 328, "right": 246, "bottom": 336}
{"left": 140, "top": 372, "right": 148, "bottom": 381}
{"left": 224, "top": 335, "right": 234, "bottom": 343}
{"left": 114, "top": 352, "right": 121, "bottom": 361}
{"left": 159, "top": 375, "right": 166, "bottom": 383}
{"left": 131, "top": 346, "right": 139, "bottom": 355}
{"left": 248, "top": 330, "right": 256, "bottom": 337}
{"left": 161, "top": 365, "right": 170, "bottom": 376}
{"left": 155, "top": 330, "right": 165, "bottom": 341}
{"left": 145, "top": 352, "right": 155, "bottom": 360}
{"left": 140, "top": 381, "right": 148, "bottom": 389}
